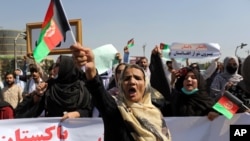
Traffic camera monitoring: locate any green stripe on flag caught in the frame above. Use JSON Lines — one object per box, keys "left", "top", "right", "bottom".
{"left": 37, "top": 21, "right": 51, "bottom": 44}
{"left": 162, "top": 44, "right": 169, "bottom": 50}
{"left": 33, "top": 40, "right": 50, "bottom": 63}
{"left": 213, "top": 103, "right": 233, "bottom": 119}
{"left": 127, "top": 43, "right": 134, "bottom": 48}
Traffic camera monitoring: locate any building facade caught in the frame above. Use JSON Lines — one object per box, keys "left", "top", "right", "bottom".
{"left": 0, "top": 29, "right": 26, "bottom": 56}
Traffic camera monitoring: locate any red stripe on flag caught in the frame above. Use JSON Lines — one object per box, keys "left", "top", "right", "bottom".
{"left": 218, "top": 96, "right": 239, "bottom": 114}
{"left": 42, "top": 0, "right": 54, "bottom": 28}
{"left": 43, "top": 19, "right": 63, "bottom": 50}
{"left": 160, "top": 43, "right": 165, "bottom": 49}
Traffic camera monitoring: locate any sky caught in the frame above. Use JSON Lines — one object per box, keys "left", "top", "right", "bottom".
{"left": 1, "top": 0, "right": 250, "bottom": 63}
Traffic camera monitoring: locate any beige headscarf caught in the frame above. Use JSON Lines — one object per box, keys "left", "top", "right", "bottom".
{"left": 116, "top": 64, "right": 171, "bottom": 141}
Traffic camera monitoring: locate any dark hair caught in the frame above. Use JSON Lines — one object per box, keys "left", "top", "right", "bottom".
{"left": 189, "top": 63, "right": 200, "bottom": 72}
{"left": 174, "top": 67, "right": 206, "bottom": 91}
{"left": 115, "top": 63, "right": 127, "bottom": 75}
{"left": 5, "top": 72, "right": 15, "bottom": 79}
{"left": 29, "top": 64, "right": 39, "bottom": 73}
{"left": 139, "top": 57, "right": 148, "bottom": 62}
{"left": 166, "top": 61, "right": 172, "bottom": 65}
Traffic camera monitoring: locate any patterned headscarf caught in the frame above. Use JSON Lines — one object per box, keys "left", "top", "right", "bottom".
{"left": 116, "top": 64, "right": 171, "bottom": 141}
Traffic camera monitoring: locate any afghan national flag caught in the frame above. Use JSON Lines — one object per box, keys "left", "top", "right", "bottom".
{"left": 212, "top": 91, "right": 242, "bottom": 119}
{"left": 160, "top": 43, "right": 170, "bottom": 50}
{"left": 33, "top": 0, "right": 70, "bottom": 63}
{"left": 127, "top": 38, "right": 134, "bottom": 48}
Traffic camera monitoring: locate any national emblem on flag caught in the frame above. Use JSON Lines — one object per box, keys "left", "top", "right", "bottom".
{"left": 33, "top": 0, "right": 71, "bottom": 63}
{"left": 212, "top": 91, "right": 243, "bottom": 119}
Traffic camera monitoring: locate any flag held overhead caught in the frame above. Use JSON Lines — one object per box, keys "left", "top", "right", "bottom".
{"left": 127, "top": 38, "right": 134, "bottom": 48}
{"left": 160, "top": 43, "right": 170, "bottom": 50}
{"left": 33, "top": 0, "right": 71, "bottom": 63}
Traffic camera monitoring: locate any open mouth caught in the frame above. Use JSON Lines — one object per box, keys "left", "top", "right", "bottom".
{"left": 186, "top": 84, "right": 193, "bottom": 88}
{"left": 128, "top": 87, "right": 136, "bottom": 95}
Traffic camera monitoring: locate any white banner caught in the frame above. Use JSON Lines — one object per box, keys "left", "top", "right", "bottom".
{"left": 169, "top": 42, "right": 221, "bottom": 59}
{"left": 0, "top": 113, "right": 249, "bottom": 141}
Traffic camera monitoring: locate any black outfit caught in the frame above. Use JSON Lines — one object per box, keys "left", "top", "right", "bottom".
{"left": 150, "top": 53, "right": 214, "bottom": 116}
{"left": 149, "top": 53, "right": 172, "bottom": 116}
{"left": 15, "top": 56, "right": 93, "bottom": 118}
{"left": 228, "top": 84, "right": 250, "bottom": 113}
{"left": 226, "top": 55, "right": 250, "bottom": 113}
{"left": 85, "top": 75, "right": 135, "bottom": 141}
{"left": 170, "top": 89, "right": 214, "bottom": 116}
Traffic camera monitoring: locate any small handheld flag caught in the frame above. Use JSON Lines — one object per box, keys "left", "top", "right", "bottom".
{"left": 33, "top": 0, "right": 72, "bottom": 63}
{"left": 127, "top": 38, "right": 134, "bottom": 48}
{"left": 212, "top": 91, "right": 243, "bottom": 119}
{"left": 160, "top": 43, "right": 170, "bottom": 50}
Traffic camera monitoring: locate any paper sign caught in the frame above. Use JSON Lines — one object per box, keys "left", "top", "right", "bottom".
{"left": 93, "top": 44, "right": 118, "bottom": 74}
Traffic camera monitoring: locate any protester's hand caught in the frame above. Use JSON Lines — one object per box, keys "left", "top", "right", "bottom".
{"left": 70, "top": 43, "right": 96, "bottom": 80}
{"left": 170, "top": 69, "right": 179, "bottom": 86}
{"left": 124, "top": 46, "right": 129, "bottom": 53}
{"left": 245, "top": 109, "right": 250, "bottom": 113}
{"left": 115, "top": 53, "right": 122, "bottom": 62}
{"left": 171, "top": 69, "right": 182, "bottom": 79}
{"left": 152, "top": 45, "right": 161, "bottom": 55}
{"left": 214, "top": 57, "right": 220, "bottom": 62}
{"left": 60, "top": 111, "right": 80, "bottom": 122}
{"left": 186, "top": 58, "right": 190, "bottom": 66}
{"left": 32, "top": 82, "right": 47, "bottom": 103}
{"left": 14, "top": 69, "right": 21, "bottom": 76}
{"left": 225, "top": 81, "right": 234, "bottom": 90}
{"left": 207, "top": 111, "right": 220, "bottom": 121}
{"left": 36, "top": 82, "right": 47, "bottom": 95}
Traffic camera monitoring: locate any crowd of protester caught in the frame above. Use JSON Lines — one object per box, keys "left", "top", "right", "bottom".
{"left": 0, "top": 43, "right": 250, "bottom": 140}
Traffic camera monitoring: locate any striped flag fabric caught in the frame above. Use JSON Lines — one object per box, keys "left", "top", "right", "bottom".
{"left": 127, "top": 38, "right": 134, "bottom": 48}
{"left": 33, "top": 0, "right": 71, "bottom": 63}
{"left": 212, "top": 91, "right": 242, "bottom": 119}
{"left": 160, "top": 43, "right": 170, "bottom": 50}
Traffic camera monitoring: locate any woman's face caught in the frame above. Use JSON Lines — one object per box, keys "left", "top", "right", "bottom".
{"left": 122, "top": 67, "right": 146, "bottom": 103}
{"left": 31, "top": 71, "right": 40, "bottom": 81}
{"left": 115, "top": 64, "right": 126, "bottom": 82}
{"left": 183, "top": 72, "right": 198, "bottom": 91}
{"left": 53, "top": 57, "right": 61, "bottom": 77}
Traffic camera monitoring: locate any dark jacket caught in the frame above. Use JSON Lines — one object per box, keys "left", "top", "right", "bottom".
{"left": 150, "top": 53, "right": 214, "bottom": 116}
{"left": 15, "top": 56, "right": 93, "bottom": 118}
{"left": 149, "top": 53, "right": 172, "bottom": 116}
{"left": 85, "top": 75, "right": 135, "bottom": 141}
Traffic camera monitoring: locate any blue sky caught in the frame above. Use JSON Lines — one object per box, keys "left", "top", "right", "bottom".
{"left": 1, "top": 0, "right": 250, "bottom": 63}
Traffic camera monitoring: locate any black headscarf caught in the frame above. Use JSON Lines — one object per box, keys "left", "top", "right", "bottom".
{"left": 45, "top": 56, "right": 91, "bottom": 116}
{"left": 173, "top": 67, "right": 215, "bottom": 116}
